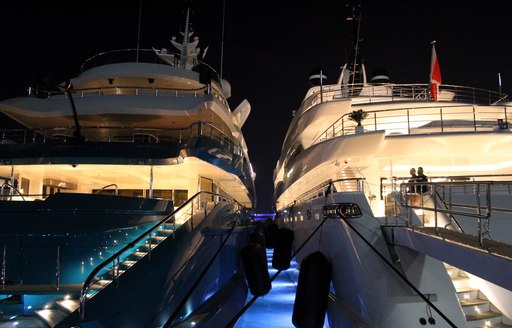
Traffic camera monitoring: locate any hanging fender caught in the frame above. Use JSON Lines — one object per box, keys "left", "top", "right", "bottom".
{"left": 264, "top": 222, "right": 278, "bottom": 249}
{"left": 240, "top": 242, "right": 271, "bottom": 296}
{"left": 249, "top": 231, "right": 266, "bottom": 249}
{"left": 292, "top": 251, "right": 332, "bottom": 328}
{"left": 272, "top": 228, "right": 294, "bottom": 270}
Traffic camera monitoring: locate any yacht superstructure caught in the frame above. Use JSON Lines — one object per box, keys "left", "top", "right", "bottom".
{"left": 0, "top": 5, "right": 256, "bottom": 328}
{"left": 274, "top": 7, "right": 512, "bottom": 328}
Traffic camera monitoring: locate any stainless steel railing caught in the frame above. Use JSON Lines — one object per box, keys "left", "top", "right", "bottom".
{"left": 0, "top": 121, "right": 243, "bottom": 157}
{"left": 301, "top": 83, "right": 506, "bottom": 116}
{"left": 286, "top": 177, "right": 369, "bottom": 209}
{"left": 397, "top": 180, "right": 512, "bottom": 247}
{"left": 94, "top": 184, "right": 119, "bottom": 196}
{"left": 78, "top": 191, "right": 245, "bottom": 320}
{"left": 313, "top": 104, "right": 510, "bottom": 145}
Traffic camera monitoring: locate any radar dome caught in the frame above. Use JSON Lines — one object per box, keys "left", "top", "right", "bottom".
{"left": 370, "top": 68, "right": 390, "bottom": 84}
{"left": 309, "top": 67, "right": 327, "bottom": 86}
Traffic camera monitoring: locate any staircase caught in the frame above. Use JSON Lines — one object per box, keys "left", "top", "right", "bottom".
{"left": 445, "top": 263, "right": 512, "bottom": 328}
{"left": 0, "top": 223, "right": 176, "bottom": 328}
{"left": 335, "top": 167, "right": 360, "bottom": 191}
{"left": 83, "top": 222, "right": 176, "bottom": 296}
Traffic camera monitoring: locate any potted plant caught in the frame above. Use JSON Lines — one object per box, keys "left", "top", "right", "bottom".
{"left": 348, "top": 109, "right": 368, "bottom": 133}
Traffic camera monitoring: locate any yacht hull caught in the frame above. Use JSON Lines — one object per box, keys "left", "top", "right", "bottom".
{"left": 282, "top": 193, "right": 467, "bottom": 328}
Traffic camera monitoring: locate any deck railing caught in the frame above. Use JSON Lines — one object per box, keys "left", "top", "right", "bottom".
{"left": 285, "top": 177, "right": 370, "bottom": 210}
{"left": 302, "top": 83, "right": 506, "bottom": 116}
{"left": 26, "top": 82, "right": 230, "bottom": 115}
{"left": 29, "top": 84, "right": 209, "bottom": 98}
{"left": 0, "top": 121, "right": 243, "bottom": 156}
{"left": 386, "top": 177, "right": 512, "bottom": 247}
{"left": 313, "top": 103, "right": 510, "bottom": 146}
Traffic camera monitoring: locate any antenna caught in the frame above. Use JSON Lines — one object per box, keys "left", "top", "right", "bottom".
{"left": 136, "top": 0, "right": 143, "bottom": 62}
{"left": 179, "top": 7, "right": 191, "bottom": 68}
{"left": 498, "top": 72, "right": 502, "bottom": 95}
{"left": 346, "top": 3, "right": 363, "bottom": 89}
{"left": 220, "top": 0, "right": 226, "bottom": 80}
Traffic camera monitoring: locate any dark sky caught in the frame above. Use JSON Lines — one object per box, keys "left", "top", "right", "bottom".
{"left": 1, "top": 1, "right": 511, "bottom": 213}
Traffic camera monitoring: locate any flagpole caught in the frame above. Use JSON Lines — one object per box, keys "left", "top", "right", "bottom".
{"left": 430, "top": 41, "right": 436, "bottom": 101}
{"left": 430, "top": 40, "right": 436, "bottom": 80}
{"left": 429, "top": 40, "right": 442, "bottom": 101}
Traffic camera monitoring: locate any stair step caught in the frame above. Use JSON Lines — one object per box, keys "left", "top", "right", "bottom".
{"left": 150, "top": 235, "right": 166, "bottom": 241}
{"left": 444, "top": 263, "right": 465, "bottom": 278}
{"left": 460, "top": 298, "right": 490, "bottom": 315}
{"left": 35, "top": 308, "right": 69, "bottom": 328}
{"left": 56, "top": 299, "right": 80, "bottom": 313}
{"left": 121, "top": 260, "right": 137, "bottom": 267}
{"left": 132, "top": 251, "right": 147, "bottom": 258}
{"left": 105, "top": 268, "right": 126, "bottom": 279}
{"left": 465, "top": 310, "right": 502, "bottom": 327}
{"left": 451, "top": 275, "right": 472, "bottom": 289}
{"left": 460, "top": 298, "right": 490, "bottom": 307}
{"left": 140, "top": 243, "right": 157, "bottom": 249}
{"left": 96, "top": 279, "right": 111, "bottom": 286}
{"left": 91, "top": 279, "right": 112, "bottom": 290}
{"left": 456, "top": 286, "right": 479, "bottom": 301}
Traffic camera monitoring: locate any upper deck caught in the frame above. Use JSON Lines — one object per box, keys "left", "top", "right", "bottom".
{"left": 300, "top": 83, "right": 507, "bottom": 118}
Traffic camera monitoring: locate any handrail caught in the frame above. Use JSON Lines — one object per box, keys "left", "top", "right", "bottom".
{"left": 73, "top": 84, "right": 208, "bottom": 94}
{"left": 431, "top": 188, "right": 465, "bottom": 232}
{"left": 0, "top": 121, "right": 242, "bottom": 152}
{"left": 79, "top": 191, "right": 245, "bottom": 320}
{"left": 312, "top": 103, "right": 511, "bottom": 146}
{"left": 0, "top": 182, "right": 25, "bottom": 201}
{"left": 303, "top": 83, "right": 506, "bottom": 113}
{"left": 286, "top": 177, "right": 367, "bottom": 209}
{"left": 94, "top": 184, "right": 118, "bottom": 196}
{"left": 398, "top": 181, "right": 512, "bottom": 247}
{"left": 28, "top": 82, "right": 210, "bottom": 99}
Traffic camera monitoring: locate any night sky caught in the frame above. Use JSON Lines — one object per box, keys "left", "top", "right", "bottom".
{"left": 1, "top": 1, "right": 511, "bottom": 213}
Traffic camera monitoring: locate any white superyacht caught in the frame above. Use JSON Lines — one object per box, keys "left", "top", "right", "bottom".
{"left": 0, "top": 5, "right": 256, "bottom": 328}
{"left": 273, "top": 7, "right": 512, "bottom": 328}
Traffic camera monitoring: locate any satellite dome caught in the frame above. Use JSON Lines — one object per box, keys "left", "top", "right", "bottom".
{"left": 370, "top": 68, "right": 390, "bottom": 84}
{"left": 308, "top": 67, "right": 328, "bottom": 86}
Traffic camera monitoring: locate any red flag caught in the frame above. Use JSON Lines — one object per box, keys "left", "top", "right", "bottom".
{"left": 430, "top": 42, "right": 442, "bottom": 101}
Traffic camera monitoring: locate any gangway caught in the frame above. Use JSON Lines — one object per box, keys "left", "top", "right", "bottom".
{"left": 383, "top": 179, "right": 512, "bottom": 292}
{"left": 382, "top": 225, "right": 512, "bottom": 291}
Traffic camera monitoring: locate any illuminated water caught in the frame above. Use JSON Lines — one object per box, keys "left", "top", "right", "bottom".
{"left": 235, "top": 249, "right": 328, "bottom": 328}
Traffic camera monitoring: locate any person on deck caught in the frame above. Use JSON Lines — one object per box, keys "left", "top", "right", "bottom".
{"left": 417, "top": 167, "right": 429, "bottom": 193}
{"left": 408, "top": 168, "right": 418, "bottom": 193}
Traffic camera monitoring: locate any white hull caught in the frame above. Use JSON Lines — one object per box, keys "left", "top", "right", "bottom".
{"left": 274, "top": 15, "right": 512, "bottom": 325}
{"left": 282, "top": 193, "right": 467, "bottom": 327}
